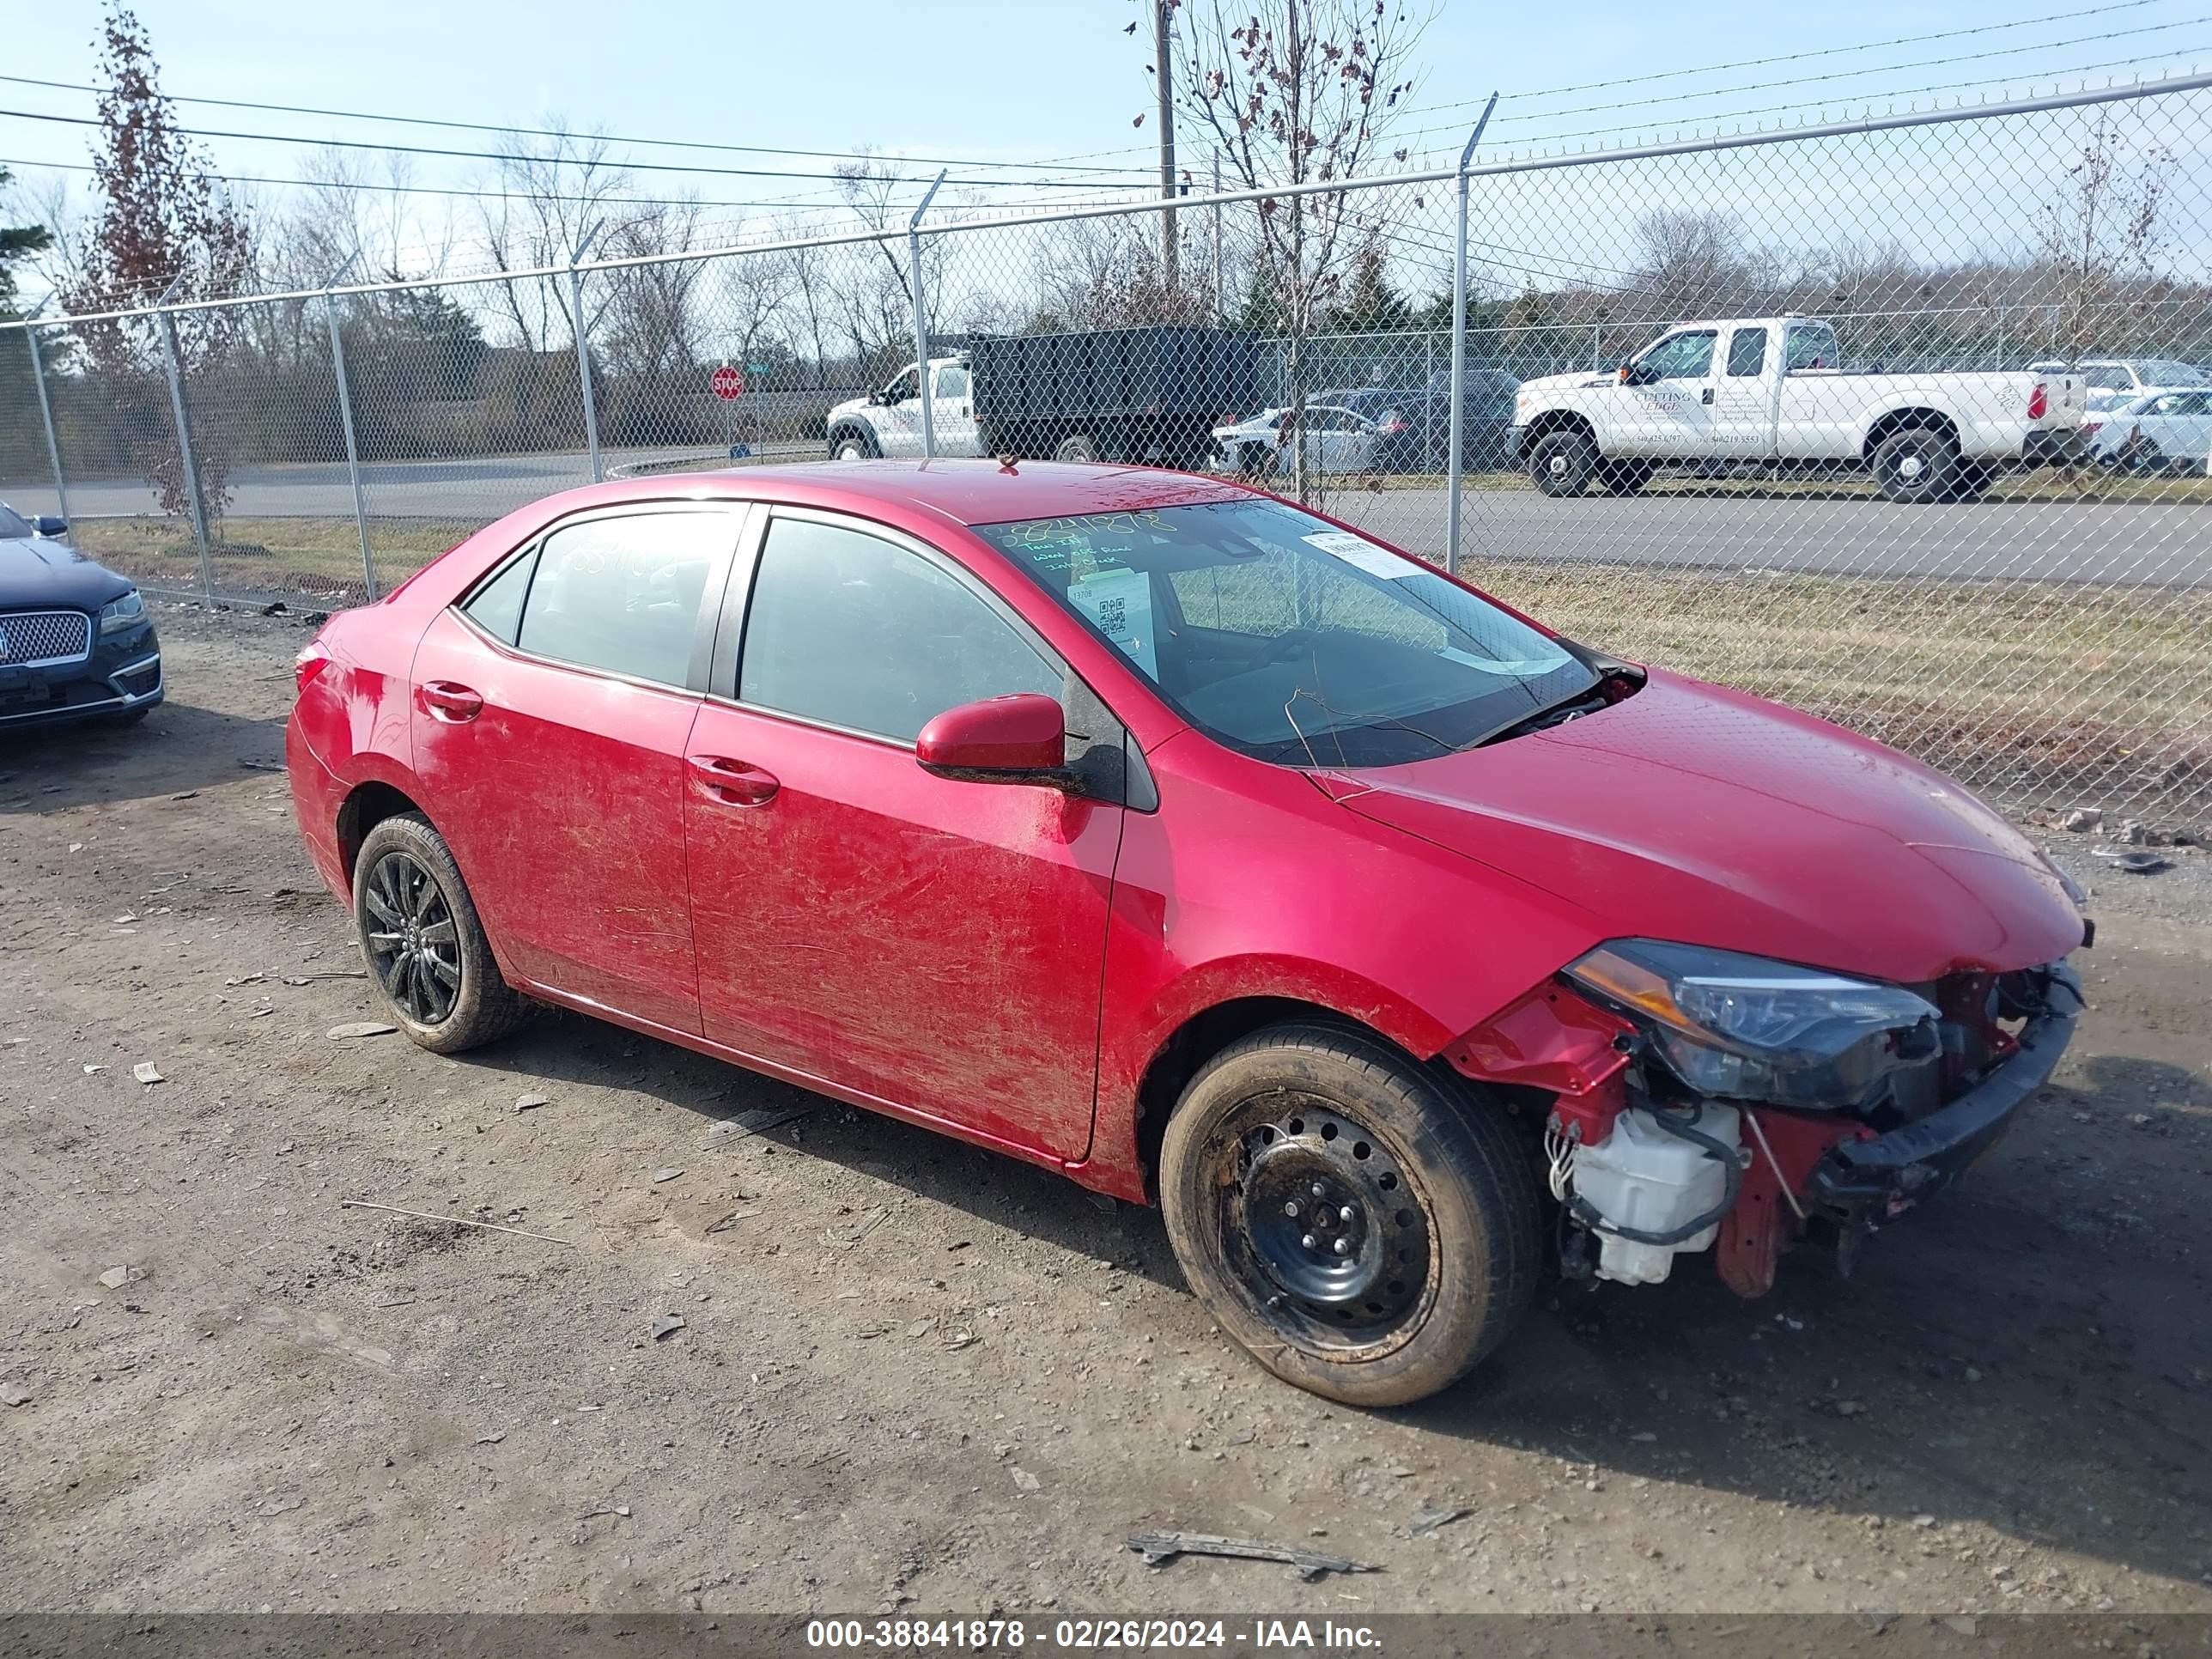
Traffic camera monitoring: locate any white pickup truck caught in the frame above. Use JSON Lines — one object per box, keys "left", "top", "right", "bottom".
{"left": 1511, "top": 317, "right": 2088, "bottom": 502}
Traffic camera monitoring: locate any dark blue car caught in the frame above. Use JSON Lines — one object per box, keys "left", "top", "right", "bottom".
{"left": 0, "top": 501, "right": 162, "bottom": 731}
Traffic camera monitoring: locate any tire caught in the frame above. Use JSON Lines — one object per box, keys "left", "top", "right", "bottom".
{"left": 1527, "top": 429, "right": 1598, "bottom": 497}
{"left": 829, "top": 430, "right": 878, "bottom": 461}
{"left": 1869, "top": 426, "right": 1961, "bottom": 503}
{"left": 1598, "top": 459, "right": 1655, "bottom": 496}
{"left": 1158, "top": 1022, "right": 1542, "bottom": 1407}
{"left": 352, "top": 812, "right": 528, "bottom": 1054}
{"left": 2119, "top": 439, "right": 2167, "bottom": 477}
{"left": 1053, "top": 432, "right": 1101, "bottom": 464}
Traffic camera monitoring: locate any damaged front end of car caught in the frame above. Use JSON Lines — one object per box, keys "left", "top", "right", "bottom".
{"left": 1444, "top": 940, "right": 2087, "bottom": 1297}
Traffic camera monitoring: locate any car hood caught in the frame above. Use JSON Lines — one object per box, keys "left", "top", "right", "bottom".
{"left": 1328, "top": 669, "right": 2084, "bottom": 986}
{"left": 0, "top": 537, "right": 135, "bottom": 610}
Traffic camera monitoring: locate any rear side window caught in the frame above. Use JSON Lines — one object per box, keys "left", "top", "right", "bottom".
{"left": 738, "top": 516, "right": 1061, "bottom": 743}
{"left": 514, "top": 512, "right": 732, "bottom": 686}
{"left": 1726, "top": 327, "right": 1768, "bottom": 377}
{"left": 463, "top": 549, "right": 538, "bottom": 645}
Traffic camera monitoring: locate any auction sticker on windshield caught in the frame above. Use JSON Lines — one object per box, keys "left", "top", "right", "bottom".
{"left": 1303, "top": 530, "right": 1413, "bottom": 579}
{"left": 1066, "top": 567, "right": 1158, "bottom": 677}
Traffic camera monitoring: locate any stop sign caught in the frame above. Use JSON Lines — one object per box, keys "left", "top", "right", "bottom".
{"left": 709, "top": 365, "right": 745, "bottom": 400}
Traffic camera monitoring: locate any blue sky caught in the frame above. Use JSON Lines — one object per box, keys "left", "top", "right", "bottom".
{"left": 4, "top": 0, "right": 2209, "bottom": 284}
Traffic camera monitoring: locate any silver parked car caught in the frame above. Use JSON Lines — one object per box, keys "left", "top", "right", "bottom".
{"left": 1212, "top": 404, "right": 1383, "bottom": 477}
{"left": 2085, "top": 388, "right": 2212, "bottom": 474}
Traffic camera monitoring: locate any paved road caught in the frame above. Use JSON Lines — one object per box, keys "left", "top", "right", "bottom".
{"left": 12, "top": 453, "right": 2205, "bottom": 586}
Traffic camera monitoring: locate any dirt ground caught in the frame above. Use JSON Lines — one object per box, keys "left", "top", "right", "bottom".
{"left": 3, "top": 603, "right": 2209, "bottom": 1620}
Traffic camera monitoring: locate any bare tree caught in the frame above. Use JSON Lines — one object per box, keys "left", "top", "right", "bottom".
{"left": 1027, "top": 215, "right": 1209, "bottom": 332}
{"left": 1631, "top": 209, "right": 1752, "bottom": 317}
{"left": 475, "top": 125, "right": 633, "bottom": 353}
{"left": 2036, "top": 112, "right": 2173, "bottom": 360}
{"left": 1161, "top": 0, "right": 1432, "bottom": 498}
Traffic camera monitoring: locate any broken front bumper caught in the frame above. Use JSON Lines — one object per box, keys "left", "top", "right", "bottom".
{"left": 1806, "top": 998, "right": 2079, "bottom": 1221}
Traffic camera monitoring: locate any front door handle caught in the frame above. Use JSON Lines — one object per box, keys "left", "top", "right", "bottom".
{"left": 1701, "top": 386, "right": 1716, "bottom": 405}
{"left": 688, "top": 754, "right": 780, "bottom": 807}
{"left": 421, "top": 680, "right": 483, "bottom": 722}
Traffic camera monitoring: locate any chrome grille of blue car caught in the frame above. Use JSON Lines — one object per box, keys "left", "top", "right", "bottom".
{"left": 0, "top": 610, "right": 93, "bottom": 668}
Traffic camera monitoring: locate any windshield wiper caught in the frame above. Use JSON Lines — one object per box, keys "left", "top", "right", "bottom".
{"left": 1469, "top": 672, "right": 1631, "bottom": 750}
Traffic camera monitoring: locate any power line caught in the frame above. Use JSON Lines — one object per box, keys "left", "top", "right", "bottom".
{"left": 1425, "top": 0, "right": 2172, "bottom": 116}
{"left": 0, "top": 72, "right": 1160, "bottom": 179}
{"left": 1014, "top": 0, "right": 2181, "bottom": 168}
{"left": 0, "top": 151, "right": 895, "bottom": 215}
{"left": 1458, "top": 46, "right": 2212, "bottom": 153}
{"left": 1386, "top": 14, "right": 2209, "bottom": 146}
{"left": 0, "top": 106, "right": 1156, "bottom": 191}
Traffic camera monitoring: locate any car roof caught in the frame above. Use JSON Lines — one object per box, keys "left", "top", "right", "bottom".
{"left": 567, "top": 459, "right": 1255, "bottom": 528}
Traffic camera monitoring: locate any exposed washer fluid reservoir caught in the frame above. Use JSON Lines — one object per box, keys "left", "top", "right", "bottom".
{"left": 1571, "top": 1104, "right": 1742, "bottom": 1286}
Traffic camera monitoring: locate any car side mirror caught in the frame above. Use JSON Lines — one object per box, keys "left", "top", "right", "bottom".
{"left": 32, "top": 515, "right": 67, "bottom": 538}
{"left": 916, "top": 694, "right": 1079, "bottom": 790}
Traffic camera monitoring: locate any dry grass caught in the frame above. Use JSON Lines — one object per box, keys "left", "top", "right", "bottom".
{"left": 65, "top": 511, "right": 2209, "bottom": 818}
{"left": 1462, "top": 556, "right": 2212, "bottom": 818}
{"left": 71, "top": 515, "right": 470, "bottom": 602}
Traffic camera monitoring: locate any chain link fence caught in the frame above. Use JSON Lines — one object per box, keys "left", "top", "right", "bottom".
{"left": 3, "top": 76, "right": 2209, "bottom": 821}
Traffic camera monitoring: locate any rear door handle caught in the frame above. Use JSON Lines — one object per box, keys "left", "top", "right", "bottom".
{"left": 688, "top": 754, "right": 780, "bottom": 807}
{"left": 421, "top": 680, "right": 483, "bottom": 722}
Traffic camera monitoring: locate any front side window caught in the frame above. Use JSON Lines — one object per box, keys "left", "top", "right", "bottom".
{"left": 1726, "top": 327, "right": 1769, "bottom": 378}
{"left": 1784, "top": 323, "right": 1839, "bottom": 371}
{"left": 1637, "top": 331, "right": 1717, "bottom": 380}
{"left": 513, "top": 512, "right": 732, "bottom": 685}
{"left": 933, "top": 363, "right": 969, "bottom": 400}
{"left": 0, "top": 503, "right": 33, "bottom": 540}
{"left": 738, "top": 516, "right": 1062, "bottom": 743}
{"left": 882, "top": 367, "right": 921, "bottom": 404}
{"left": 974, "top": 499, "right": 1594, "bottom": 769}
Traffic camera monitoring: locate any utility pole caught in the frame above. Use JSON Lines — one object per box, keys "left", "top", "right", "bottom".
{"left": 1157, "top": 0, "right": 1177, "bottom": 293}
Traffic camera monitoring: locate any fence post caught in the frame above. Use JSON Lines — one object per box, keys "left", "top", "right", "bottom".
{"left": 1445, "top": 94, "right": 1498, "bottom": 575}
{"left": 22, "top": 309, "right": 70, "bottom": 528}
{"left": 568, "top": 228, "right": 604, "bottom": 483}
{"left": 153, "top": 277, "right": 215, "bottom": 606}
{"left": 319, "top": 256, "right": 378, "bottom": 602}
{"left": 908, "top": 168, "right": 947, "bottom": 459}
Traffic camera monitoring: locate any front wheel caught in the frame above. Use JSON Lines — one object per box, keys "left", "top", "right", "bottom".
{"left": 353, "top": 812, "right": 528, "bottom": 1054}
{"left": 1053, "top": 432, "right": 1101, "bottom": 464}
{"left": 1158, "top": 1023, "right": 1542, "bottom": 1407}
{"left": 1598, "top": 459, "right": 1655, "bottom": 496}
{"left": 829, "top": 430, "right": 878, "bottom": 461}
{"left": 1527, "top": 429, "right": 1597, "bottom": 497}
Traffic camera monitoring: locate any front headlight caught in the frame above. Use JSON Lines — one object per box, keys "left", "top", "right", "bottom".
{"left": 99, "top": 591, "right": 146, "bottom": 635}
{"left": 1563, "top": 939, "right": 1940, "bottom": 1111}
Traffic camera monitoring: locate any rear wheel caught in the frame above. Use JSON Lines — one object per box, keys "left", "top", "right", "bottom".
{"left": 1158, "top": 1022, "right": 1541, "bottom": 1407}
{"left": 1527, "top": 429, "right": 1598, "bottom": 497}
{"left": 1053, "top": 432, "right": 1101, "bottom": 464}
{"left": 1870, "top": 426, "right": 1961, "bottom": 502}
{"left": 352, "top": 813, "right": 527, "bottom": 1054}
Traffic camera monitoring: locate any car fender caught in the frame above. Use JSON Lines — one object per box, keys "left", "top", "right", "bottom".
{"left": 1081, "top": 733, "right": 1608, "bottom": 1196}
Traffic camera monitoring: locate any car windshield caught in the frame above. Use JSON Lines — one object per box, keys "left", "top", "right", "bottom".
{"left": 0, "top": 502, "right": 33, "bottom": 539}
{"left": 974, "top": 499, "right": 1596, "bottom": 768}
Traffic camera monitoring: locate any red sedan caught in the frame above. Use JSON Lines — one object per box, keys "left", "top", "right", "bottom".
{"left": 288, "top": 461, "right": 2088, "bottom": 1406}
